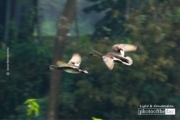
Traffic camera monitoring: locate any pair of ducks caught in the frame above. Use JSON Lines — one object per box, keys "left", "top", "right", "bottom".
{"left": 49, "top": 44, "right": 137, "bottom": 74}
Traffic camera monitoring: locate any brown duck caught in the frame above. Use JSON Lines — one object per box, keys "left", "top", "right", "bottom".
{"left": 90, "top": 44, "right": 137, "bottom": 70}
{"left": 49, "top": 53, "right": 88, "bottom": 74}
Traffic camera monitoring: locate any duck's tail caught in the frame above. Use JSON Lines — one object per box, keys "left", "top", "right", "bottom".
{"left": 120, "top": 56, "right": 133, "bottom": 66}
{"left": 82, "top": 70, "right": 88, "bottom": 74}
{"left": 78, "top": 67, "right": 88, "bottom": 73}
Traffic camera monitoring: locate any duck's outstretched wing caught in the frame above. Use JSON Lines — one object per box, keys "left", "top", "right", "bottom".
{"left": 56, "top": 60, "right": 76, "bottom": 69}
{"left": 68, "top": 53, "right": 81, "bottom": 67}
{"left": 102, "top": 55, "right": 114, "bottom": 70}
{"left": 112, "top": 44, "right": 137, "bottom": 52}
{"left": 114, "top": 56, "right": 133, "bottom": 66}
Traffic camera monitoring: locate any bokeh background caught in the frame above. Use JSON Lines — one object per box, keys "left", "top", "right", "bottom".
{"left": 0, "top": 0, "right": 180, "bottom": 119}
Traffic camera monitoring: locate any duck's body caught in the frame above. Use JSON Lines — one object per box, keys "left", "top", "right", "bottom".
{"left": 49, "top": 53, "right": 88, "bottom": 74}
{"left": 50, "top": 65, "right": 88, "bottom": 74}
{"left": 106, "top": 52, "right": 132, "bottom": 64}
{"left": 90, "top": 44, "right": 137, "bottom": 70}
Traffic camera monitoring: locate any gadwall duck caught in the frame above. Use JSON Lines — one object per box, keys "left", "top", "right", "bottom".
{"left": 49, "top": 53, "right": 88, "bottom": 74}
{"left": 90, "top": 44, "right": 137, "bottom": 70}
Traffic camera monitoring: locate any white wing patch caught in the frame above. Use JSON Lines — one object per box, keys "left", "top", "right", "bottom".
{"left": 68, "top": 53, "right": 81, "bottom": 67}
{"left": 120, "top": 49, "right": 125, "bottom": 57}
{"left": 74, "top": 62, "right": 80, "bottom": 67}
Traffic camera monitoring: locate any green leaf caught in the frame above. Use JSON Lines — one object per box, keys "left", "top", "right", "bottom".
{"left": 24, "top": 98, "right": 40, "bottom": 116}
{"left": 34, "top": 108, "right": 39, "bottom": 116}
{"left": 24, "top": 98, "right": 37, "bottom": 104}
{"left": 27, "top": 107, "right": 33, "bottom": 116}
{"left": 92, "top": 117, "right": 103, "bottom": 120}
{"left": 32, "top": 102, "right": 39, "bottom": 108}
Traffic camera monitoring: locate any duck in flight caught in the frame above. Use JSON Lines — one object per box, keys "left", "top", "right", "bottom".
{"left": 90, "top": 44, "right": 137, "bottom": 70}
{"left": 49, "top": 53, "right": 88, "bottom": 74}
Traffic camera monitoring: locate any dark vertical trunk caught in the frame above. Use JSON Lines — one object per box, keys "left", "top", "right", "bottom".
{"left": 0, "top": 0, "right": 6, "bottom": 41}
{"left": 36, "top": 0, "right": 42, "bottom": 42}
{"left": 1, "top": 0, "right": 38, "bottom": 45}
{"left": 74, "top": 5, "right": 79, "bottom": 40}
{"left": 3, "top": 0, "right": 11, "bottom": 45}
{"left": 9, "top": 0, "right": 37, "bottom": 41}
{"left": 46, "top": 0, "right": 76, "bottom": 120}
{"left": 125, "top": 0, "right": 130, "bottom": 21}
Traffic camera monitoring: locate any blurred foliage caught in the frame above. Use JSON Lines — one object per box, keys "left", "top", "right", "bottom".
{"left": 84, "top": 0, "right": 128, "bottom": 39}
{"left": 1, "top": 0, "right": 180, "bottom": 120}
{"left": 24, "top": 98, "right": 40, "bottom": 116}
{"left": 0, "top": 19, "right": 51, "bottom": 119}
{"left": 0, "top": 38, "right": 51, "bottom": 119}
{"left": 58, "top": 0, "right": 180, "bottom": 119}
{"left": 56, "top": 36, "right": 179, "bottom": 119}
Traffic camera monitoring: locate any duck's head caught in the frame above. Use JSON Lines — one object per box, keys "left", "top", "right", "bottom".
{"left": 114, "top": 46, "right": 124, "bottom": 56}
{"left": 89, "top": 51, "right": 102, "bottom": 56}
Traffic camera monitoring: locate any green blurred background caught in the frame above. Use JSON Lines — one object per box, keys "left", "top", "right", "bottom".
{"left": 0, "top": 0, "right": 180, "bottom": 119}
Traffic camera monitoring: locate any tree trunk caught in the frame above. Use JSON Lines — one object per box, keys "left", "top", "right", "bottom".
{"left": 3, "top": 0, "right": 11, "bottom": 45}
{"left": 46, "top": 0, "right": 76, "bottom": 120}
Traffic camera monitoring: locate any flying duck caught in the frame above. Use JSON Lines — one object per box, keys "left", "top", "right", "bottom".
{"left": 90, "top": 44, "right": 137, "bottom": 70}
{"left": 49, "top": 53, "right": 88, "bottom": 74}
